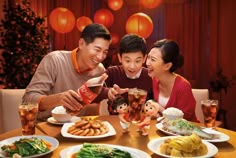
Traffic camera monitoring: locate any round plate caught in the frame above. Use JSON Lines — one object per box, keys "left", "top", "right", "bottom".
{"left": 156, "top": 123, "right": 230, "bottom": 142}
{"left": 47, "top": 116, "right": 80, "bottom": 125}
{"left": 60, "top": 144, "right": 151, "bottom": 158}
{"left": 61, "top": 121, "right": 116, "bottom": 139}
{"left": 148, "top": 136, "right": 218, "bottom": 158}
{"left": 0, "top": 135, "right": 59, "bottom": 158}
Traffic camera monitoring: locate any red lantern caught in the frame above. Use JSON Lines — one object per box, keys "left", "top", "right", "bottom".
{"left": 139, "top": 0, "right": 162, "bottom": 9}
{"left": 108, "top": 0, "right": 123, "bottom": 11}
{"left": 125, "top": 13, "right": 153, "bottom": 39}
{"left": 94, "top": 9, "right": 114, "bottom": 28}
{"left": 76, "top": 16, "right": 93, "bottom": 32}
{"left": 49, "top": 7, "right": 75, "bottom": 33}
{"left": 111, "top": 32, "right": 119, "bottom": 45}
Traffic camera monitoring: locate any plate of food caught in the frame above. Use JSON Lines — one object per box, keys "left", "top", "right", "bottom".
{"left": 60, "top": 143, "right": 151, "bottom": 158}
{"left": 156, "top": 118, "right": 230, "bottom": 142}
{"left": 47, "top": 116, "right": 81, "bottom": 125}
{"left": 148, "top": 134, "right": 218, "bottom": 158}
{"left": 0, "top": 135, "right": 59, "bottom": 158}
{"left": 61, "top": 119, "right": 116, "bottom": 139}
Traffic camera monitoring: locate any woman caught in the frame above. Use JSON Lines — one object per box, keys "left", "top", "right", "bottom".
{"left": 146, "top": 39, "right": 199, "bottom": 122}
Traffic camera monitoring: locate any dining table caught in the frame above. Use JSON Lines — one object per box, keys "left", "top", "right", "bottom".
{"left": 0, "top": 115, "right": 236, "bottom": 158}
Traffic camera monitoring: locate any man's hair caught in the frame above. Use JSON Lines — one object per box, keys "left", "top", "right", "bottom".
{"left": 119, "top": 34, "right": 146, "bottom": 56}
{"left": 81, "top": 23, "right": 111, "bottom": 44}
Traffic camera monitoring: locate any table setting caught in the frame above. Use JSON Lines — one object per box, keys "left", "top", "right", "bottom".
{"left": 0, "top": 98, "right": 235, "bottom": 158}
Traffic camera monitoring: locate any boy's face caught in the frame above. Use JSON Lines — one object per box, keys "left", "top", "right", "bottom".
{"left": 78, "top": 37, "right": 110, "bottom": 72}
{"left": 118, "top": 51, "right": 146, "bottom": 78}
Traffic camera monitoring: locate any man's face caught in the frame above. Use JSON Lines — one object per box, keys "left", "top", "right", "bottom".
{"left": 118, "top": 52, "right": 146, "bottom": 78}
{"left": 78, "top": 37, "right": 110, "bottom": 72}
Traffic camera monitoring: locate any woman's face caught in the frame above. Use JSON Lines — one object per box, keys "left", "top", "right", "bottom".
{"left": 146, "top": 48, "right": 166, "bottom": 78}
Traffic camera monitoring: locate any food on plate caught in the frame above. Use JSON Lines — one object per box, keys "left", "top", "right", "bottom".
{"left": 160, "top": 133, "right": 208, "bottom": 157}
{"left": 72, "top": 143, "right": 132, "bottom": 158}
{"left": 162, "top": 107, "right": 184, "bottom": 121}
{"left": 51, "top": 106, "right": 73, "bottom": 122}
{"left": 162, "top": 118, "right": 219, "bottom": 139}
{"left": 67, "top": 119, "right": 109, "bottom": 136}
{"left": 0, "top": 137, "right": 52, "bottom": 157}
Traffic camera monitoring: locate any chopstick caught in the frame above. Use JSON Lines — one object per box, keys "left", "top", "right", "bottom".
{"left": 35, "top": 124, "right": 48, "bottom": 135}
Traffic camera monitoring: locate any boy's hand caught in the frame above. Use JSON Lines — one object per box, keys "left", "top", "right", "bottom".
{"left": 108, "top": 84, "right": 129, "bottom": 100}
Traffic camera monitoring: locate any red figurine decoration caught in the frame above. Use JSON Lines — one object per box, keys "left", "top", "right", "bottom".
{"left": 137, "top": 100, "right": 159, "bottom": 136}
{"left": 112, "top": 96, "right": 130, "bottom": 133}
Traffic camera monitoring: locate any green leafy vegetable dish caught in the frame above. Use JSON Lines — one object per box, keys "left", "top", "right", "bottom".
{"left": 76, "top": 143, "right": 132, "bottom": 158}
{"left": 1, "top": 137, "right": 52, "bottom": 157}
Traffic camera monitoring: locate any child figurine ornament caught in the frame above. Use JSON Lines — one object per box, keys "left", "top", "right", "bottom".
{"left": 137, "top": 100, "right": 159, "bottom": 136}
{"left": 111, "top": 96, "right": 130, "bottom": 133}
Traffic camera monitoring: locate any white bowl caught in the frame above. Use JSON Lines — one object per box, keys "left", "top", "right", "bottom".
{"left": 51, "top": 106, "right": 72, "bottom": 122}
{"left": 162, "top": 107, "right": 184, "bottom": 121}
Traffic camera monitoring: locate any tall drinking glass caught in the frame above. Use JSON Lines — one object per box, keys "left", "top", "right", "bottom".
{"left": 18, "top": 103, "right": 38, "bottom": 135}
{"left": 201, "top": 100, "right": 218, "bottom": 128}
{"left": 128, "top": 88, "right": 147, "bottom": 122}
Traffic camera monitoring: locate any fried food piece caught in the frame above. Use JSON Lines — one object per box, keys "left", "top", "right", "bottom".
{"left": 86, "top": 129, "right": 95, "bottom": 136}
{"left": 75, "top": 120, "right": 89, "bottom": 128}
{"left": 67, "top": 119, "right": 109, "bottom": 136}
{"left": 80, "top": 128, "right": 90, "bottom": 136}
{"left": 81, "top": 122, "right": 91, "bottom": 129}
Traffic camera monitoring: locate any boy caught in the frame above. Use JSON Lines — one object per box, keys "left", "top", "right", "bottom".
{"left": 104, "top": 34, "right": 153, "bottom": 114}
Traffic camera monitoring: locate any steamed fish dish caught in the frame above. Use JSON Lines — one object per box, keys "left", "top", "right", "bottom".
{"left": 160, "top": 133, "right": 208, "bottom": 157}
{"left": 162, "top": 118, "right": 218, "bottom": 139}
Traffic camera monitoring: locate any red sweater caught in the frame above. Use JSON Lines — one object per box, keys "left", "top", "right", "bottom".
{"left": 153, "top": 75, "right": 199, "bottom": 122}
{"left": 96, "top": 65, "right": 153, "bottom": 114}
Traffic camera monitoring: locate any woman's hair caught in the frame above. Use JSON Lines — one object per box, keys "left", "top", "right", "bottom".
{"left": 152, "top": 39, "right": 184, "bottom": 72}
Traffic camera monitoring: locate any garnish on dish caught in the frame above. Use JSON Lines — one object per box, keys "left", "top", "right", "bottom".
{"left": 1, "top": 137, "right": 52, "bottom": 157}
{"left": 160, "top": 133, "right": 208, "bottom": 157}
{"left": 162, "top": 118, "right": 219, "bottom": 140}
{"left": 72, "top": 143, "right": 132, "bottom": 158}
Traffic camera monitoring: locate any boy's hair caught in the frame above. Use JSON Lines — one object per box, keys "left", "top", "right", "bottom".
{"left": 81, "top": 23, "right": 111, "bottom": 44}
{"left": 119, "top": 34, "right": 147, "bottom": 56}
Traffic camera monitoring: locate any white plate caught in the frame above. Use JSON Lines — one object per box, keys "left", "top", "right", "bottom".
{"left": 61, "top": 121, "right": 116, "bottom": 139}
{"left": 156, "top": 123, "right": 230, "bottom": 142}
{"left": 47, "top": 116, "right": 81, "bottom": 125}
{"left": 0, "top": 135, "right": 59, "bottom": 158}
{"left": 60, "top": 144, "right": 151, "bottom": 158}
{"left": 148, "top": 136, "right": 218, "bottom": 158}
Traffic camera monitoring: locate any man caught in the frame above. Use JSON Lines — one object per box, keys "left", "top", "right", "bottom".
{"left": 22, "top": 23, "right": 111, "bottom": 119}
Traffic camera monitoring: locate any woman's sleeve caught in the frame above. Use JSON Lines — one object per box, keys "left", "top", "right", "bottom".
{"left": 175, "top": 83, "right": 197, "bottom": 121}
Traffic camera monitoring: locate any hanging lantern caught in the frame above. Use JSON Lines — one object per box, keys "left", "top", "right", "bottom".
{"left": 139, "top": 0, "right": 162, "bottom": 9}
{"left": 125, "top": 12, "right": 153, "bottom": 39}
{"left": 76, "top": 16, "right": 93, "bottom": 32}
{"left": 108, "top": 0, "right": 123, "bottom": 11}
{"left": 49, "top": 7, "right": 75, "bottom": 33}
{"left": 94, "top": 9, "right": 114, "bottom": 28}
{"left": 111, "top": 32, "right": 119, "bottom": 45}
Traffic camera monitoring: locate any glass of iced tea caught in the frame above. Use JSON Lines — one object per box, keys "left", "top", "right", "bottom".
{"left": 201, "top": 100, "right": 219, "bottom": 128}
{"left": 128, "top": 88, "right": 147, "bottom": 122}
{"left": 18, "top": 103, "right": 38, "bottom": 135}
